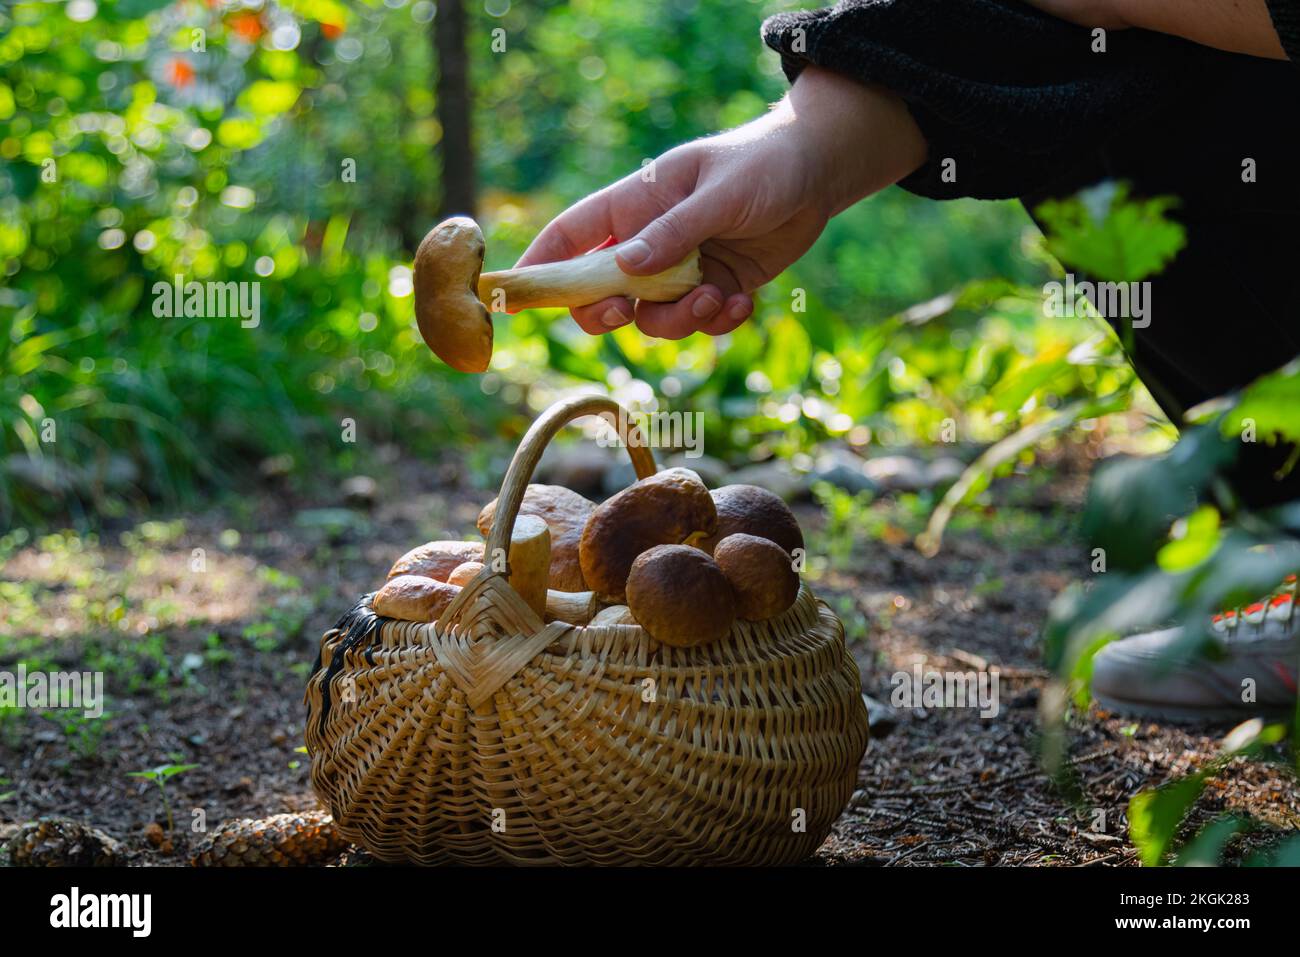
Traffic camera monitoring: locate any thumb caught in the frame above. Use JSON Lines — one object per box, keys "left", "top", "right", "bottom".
{"left": 615, "top": 197, "right": 722, "bottom": 276}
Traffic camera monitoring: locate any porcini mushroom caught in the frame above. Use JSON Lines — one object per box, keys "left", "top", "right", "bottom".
{"left": 387, "top": 540, "right": 485, "bottom": 582}
{"left": 413, "top": 217, "right": 493, "bottom": 373}
{"left": 373, "top": 575, "right": 461, "bottom": 622}
{"left": 478, "top": 484, "right": 594, "bottom": 592}
{"left": 712, "top": 533, "right": 800, "bottom": 620}
{"left": 413, "top": 216, "right": 703, "bottom": 373}
{"left": 699, "top": 484, "right": 805, "bottom": 557}
{"left": 625, "top": 545, "right": 735, "bottom": 647}
{"left": 579, "top": 467, "right": 717, "bottom": 603}
{"left": 447, "top": 561, "right": 485, "bottom": 588}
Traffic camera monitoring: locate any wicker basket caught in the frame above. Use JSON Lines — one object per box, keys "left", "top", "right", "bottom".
{"left": 304, "top": 395, "right": 869, "bottom": 865}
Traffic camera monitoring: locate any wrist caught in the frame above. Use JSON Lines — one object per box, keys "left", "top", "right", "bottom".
{"left": 786, "top": 66, "right": 927, "bottom": 217}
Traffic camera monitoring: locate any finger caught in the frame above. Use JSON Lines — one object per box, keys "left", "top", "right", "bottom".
{"left": 697, "top": 293, "right": 754, "bottom": 336}
{"left": 515, "top": 189, "right": 620, "bottom": 268}
{"left": 571, "top": 296, "right": 635, "bottom": 334}
{"left": 633, "top": 284, "right": 727, "bottom": 341}
{"left": 698, "top": 248, "right": 747, "bottom": 299}
{"left": 615, "top": 194, "right": 727, "bottom": 277}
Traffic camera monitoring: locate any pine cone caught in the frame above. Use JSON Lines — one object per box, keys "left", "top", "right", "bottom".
{"left": 189, "top": 811, "right": 348, "bottom": 866}
{"left": 5, "top": 818, "right": 125, "bottom": 867}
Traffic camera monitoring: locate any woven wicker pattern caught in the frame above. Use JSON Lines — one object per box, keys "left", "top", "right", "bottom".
{"left": 304, "top": 396, "right": 869, "bottom": 865}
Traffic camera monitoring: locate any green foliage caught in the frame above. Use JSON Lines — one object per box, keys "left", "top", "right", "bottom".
{"left": 127, "top": 761, "right": 197, "bottom": 832}
{"left": 1035, "top": 182, "right": 1186, "bottom": 283}
{"left": 1, "top": 0, "right": 1115, "bottom": 528}
{"left": 1079, "top": 428, "right": 1234, "bottom": 573}
{"left": 0, "top": 0, "right": 498, "bottom": 523}
{"left": 1049, "top": 364, "right": 1300, "bottom": 866}
{"left": 1129, "top": 770, "right": 1212, "bottom": 867}
{"left": 916, "top": 184, "right": 1199, "bottom": 553}
{"left": 1172, "top": 816, "right": 1248, "bottom": 867}
{"left": 1128, "top": 721, "right": 1285, "bottom": 866}
{"left": 44, "top": 709, "right": 114, "bottom": 761}
{"left": 1219, "top": 357, "right": 1300, "bottom": 453}
{"left": 1157, "top": 504, "right": 1220, "bottom": 573}
{"left": 918, "top": 389, "right": 1128, "bottom": 556}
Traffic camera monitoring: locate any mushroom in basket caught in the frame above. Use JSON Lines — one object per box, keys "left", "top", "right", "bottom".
{"left": 579, "top": 467, "right": 717, "bottom": 604}
{"left": 625, "top": 544, "right": 736, "bottom": 647}
{"left": 477, "top": 484, "right": 594, "bottom": 593}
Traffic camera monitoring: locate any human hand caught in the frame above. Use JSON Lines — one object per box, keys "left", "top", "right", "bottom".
{"left": 514, "top": 66, "right": 926, "bottom": 341}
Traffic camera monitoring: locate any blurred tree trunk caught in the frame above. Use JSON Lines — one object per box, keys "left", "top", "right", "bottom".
{"left": 434, "top": 0, "right": 476, "bottom": 219}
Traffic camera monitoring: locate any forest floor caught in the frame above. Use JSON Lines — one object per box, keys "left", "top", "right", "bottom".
{"left": 2, "top": 444, "right": 1298, "bottom": 867}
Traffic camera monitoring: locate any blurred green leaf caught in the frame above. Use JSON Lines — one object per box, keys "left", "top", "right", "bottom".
{"left": 1036, "top": 183, "right": 1187, "bottom": 282}
{"left": 1129, "top": 772, "right": 1209, "bottom": 867}
{"left": 1157, "top": 505, "right": 1221, "bottom": 572}
{"left": 1172, "top": 816, "right": 1247, "bottom": 867}
{"left": 1221, "top": 358, "right": 1300, "bottom": 450}
{"left": 238, "top": 81, "right": 301, "bottom": 116}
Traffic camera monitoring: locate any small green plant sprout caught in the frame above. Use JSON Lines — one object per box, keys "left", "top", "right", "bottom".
{"left": 127, "top": 763, "right": 198, "bottom": 834}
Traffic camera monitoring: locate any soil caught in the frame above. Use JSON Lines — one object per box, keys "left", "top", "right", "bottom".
{"left": 2, "top": 447, "right": 1297, "bottom": 867}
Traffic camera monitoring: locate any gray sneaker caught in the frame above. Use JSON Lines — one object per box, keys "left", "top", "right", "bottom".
{"left": 1091, "top": 577, "right": 1299, "bottom": 723}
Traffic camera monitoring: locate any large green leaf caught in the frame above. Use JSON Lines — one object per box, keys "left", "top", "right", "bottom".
{"left": 1036, "top": 182, "right": 1187, "bottom": 282}
{"left": 1222, "top": 358, "right": 1300, "bottom": 449}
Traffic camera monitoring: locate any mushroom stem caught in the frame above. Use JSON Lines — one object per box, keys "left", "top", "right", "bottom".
{"left": 506, "top": 514, "right": 551, "bottom": 620}
{"left": 544, "top": 589, "right": 597, "bottom": 624}
{"left": 478, "top": 244, "right": 702, "bottom": 312}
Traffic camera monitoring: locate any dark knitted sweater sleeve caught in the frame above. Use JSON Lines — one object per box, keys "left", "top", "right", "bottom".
{"left": 1268, "top": 0, "right": 1300, "bottom": 61}
{"left": 761, "top": 0, "right": 1240, "bottom": 201}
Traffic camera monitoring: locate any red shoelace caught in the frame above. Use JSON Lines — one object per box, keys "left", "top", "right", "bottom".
{"left": 1211, "top": 574, "right": 1299, "bottom": 635}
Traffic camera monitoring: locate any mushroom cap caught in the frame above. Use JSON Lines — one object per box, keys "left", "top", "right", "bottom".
{"left": 477, "top": 484, "right": 594, "bottom": 592}
{"left": 387, "top": 540, "right": 485, "bottom": 582}
{"left": 447, "top": 561, "right": 485, "bottom": 588}
{"left": 579, "top": 467, "right": 717, "bottom": 603}
{"left": 413, "top": 216, "right": 493, "bottom": 373}
{"left": 589, "top": 604, "right": 637, "bottom": 627}
{"left": 712, "top": 533, "right": 800, "bottom": 620}
{"left": 700, "top": 484, "right": 804, "bottom": 556}
{"left": 373, "top": 575, "right": 461, "bottom": 622}
{"left": 625, "top": 544, "right": 735, "bottom": 647}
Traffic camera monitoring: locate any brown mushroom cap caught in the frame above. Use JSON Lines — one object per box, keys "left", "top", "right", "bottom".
{"left": 447, "top": 561, "right": 485, "bottom": 588}
{"left": 700, "top": 484, "right": 804, "bottom": 556}
{"left": 712, "top": 533, "right": 800, "bottom": 621}
{"left": 579, "top": 467, "right": 717, "bottom": 603}
{"left": 477, "top": 484, "right": 594, "bottom": 592}
{"left": 413, "top": 217, "right": 493, "bottom": 373}
{"left": 387, "top": 540, "right": 485, "bottom": 582}
{"left": 626, "top": 544, "right": 735, "bottom": 647}
{"left": 373, "top": 575, "right": 460, "bottom": 622}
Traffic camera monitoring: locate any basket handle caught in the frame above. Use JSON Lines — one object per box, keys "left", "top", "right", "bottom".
{"left": 485, "top": 395, "right": 656, "bottom": 571}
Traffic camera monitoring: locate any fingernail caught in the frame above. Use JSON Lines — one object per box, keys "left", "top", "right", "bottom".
{"left": 617, "top": 239, "right": 651, "bottom": 267}
{"left": 692, "top": 294, "right": 721, "bottom": 319}
{"left": 730, "top": 302, "right": 751, "bottom": 321}
{"left": 601, "top": 307, "right": 630, "bottom": 329}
